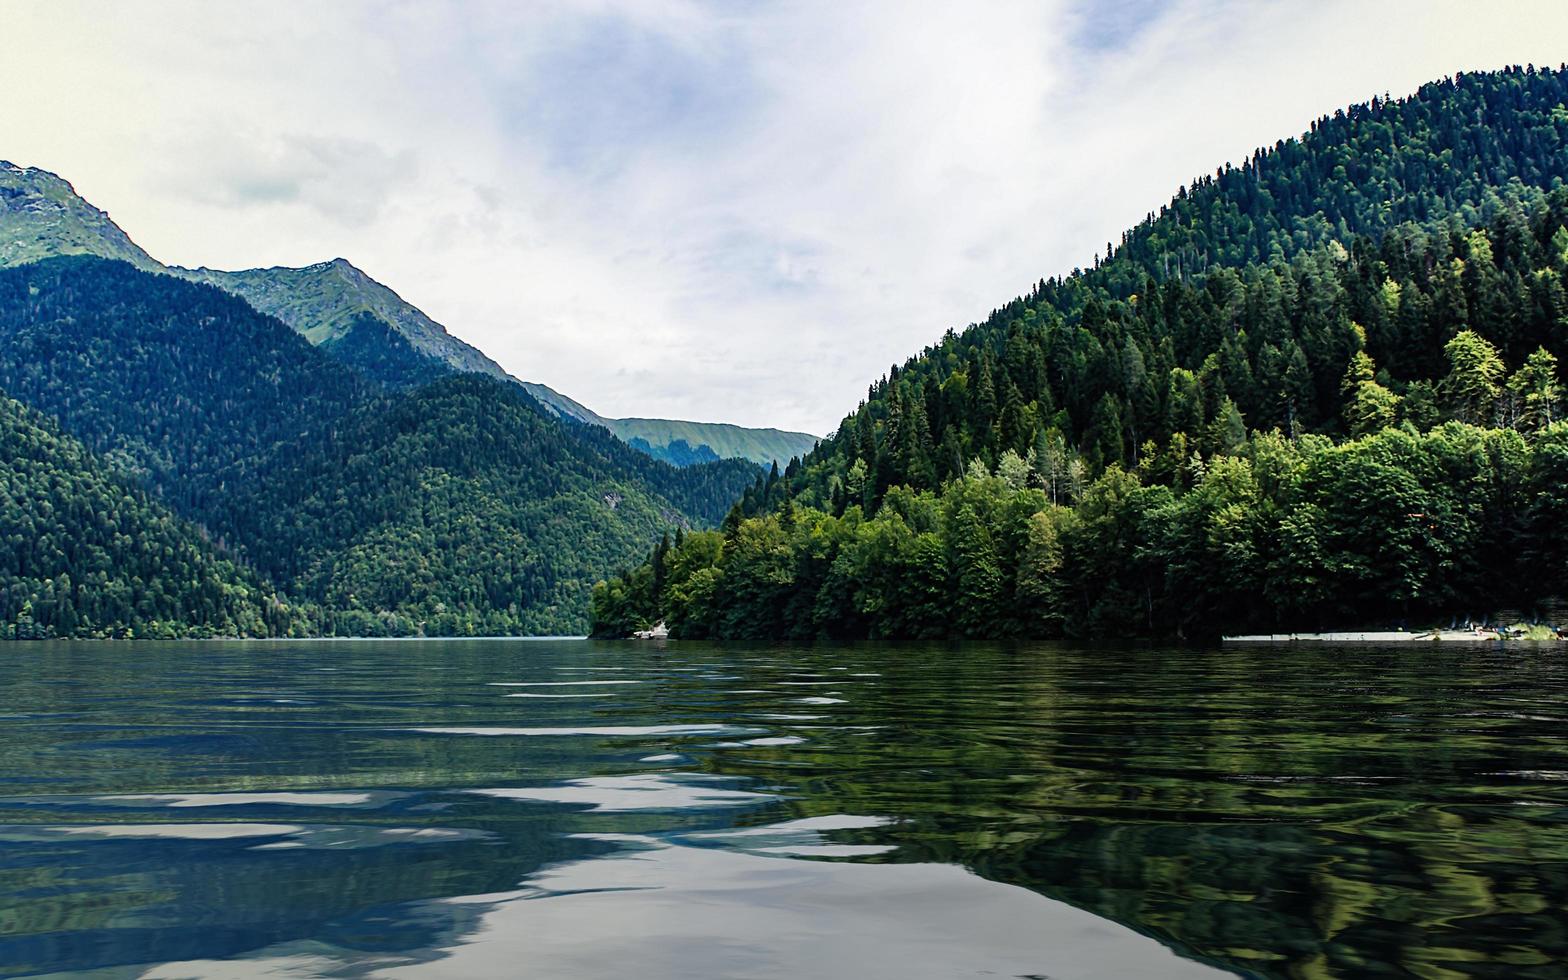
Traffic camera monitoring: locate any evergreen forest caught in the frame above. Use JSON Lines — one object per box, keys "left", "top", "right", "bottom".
{"left": 592, "top": 67, "right": 1568, "bottom": 641}
{"left": 0, "top": 391, "right": 300, "bottom": 638}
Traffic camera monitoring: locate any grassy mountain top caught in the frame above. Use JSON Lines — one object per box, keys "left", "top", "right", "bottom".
{"left": 0, "top": 162, "right": 161, "bottom": 272}
{"left": 176, "top": 259, "right": 512, "bottom": 380}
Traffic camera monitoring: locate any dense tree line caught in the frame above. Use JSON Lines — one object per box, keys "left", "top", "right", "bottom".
{"left": 1110, "top": 67, "right": 1568, "bottom": 289}
{"left": 0, "top": 258, "right": 758, "bottom": 636}
{"left": 595, "top": 417, "right": 1568, "bottom": 640}
{"left": 593, "top": 67, "right": 1568, "bottom": 639}
{"left": 0, "top": 391, "right": 301, "bottom": 639}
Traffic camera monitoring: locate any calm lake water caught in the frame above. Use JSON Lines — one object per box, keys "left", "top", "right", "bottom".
{"left": 1, "top": 640, "right": 1566, "bottom": 978}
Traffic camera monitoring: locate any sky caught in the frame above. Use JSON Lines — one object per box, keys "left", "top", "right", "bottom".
{"left": 4, "top": 1, "right": 1567, "bottom": 435}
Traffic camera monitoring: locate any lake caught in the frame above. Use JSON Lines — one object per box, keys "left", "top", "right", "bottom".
{"left": 1, "top": 639, "right": 1565, "bottom": 978}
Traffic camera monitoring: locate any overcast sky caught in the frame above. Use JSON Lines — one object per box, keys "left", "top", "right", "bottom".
{"left": 5, "top": 1, "right": 1567, "bottom": 434}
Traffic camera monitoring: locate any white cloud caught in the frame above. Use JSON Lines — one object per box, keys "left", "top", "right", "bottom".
{"left": 3, "top": 0, "right": 1566, "bottom": 433}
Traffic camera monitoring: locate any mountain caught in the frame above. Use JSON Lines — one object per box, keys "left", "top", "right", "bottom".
{"left": 608, "top": 418, "right": 818, "bottom": 469}
{"left": 0, "top": 256, "right": 758, "bottom": 634}
{"left": 625, "top": 437, "right": 721, "bottom": 466}
{"left": 221, "top": 373, "right": 757, "bottom": 635}
{"left": 515, "top": 380, "right": 605, "bottom": 424}
{"left": 0, "top": 256, "right": 369, "bottom": 515}
{"left": 0, "top": 389, "right": 301, "bottom": 639}
{"left": 176, "top": 258, "right": 513, "bottom": 383}
{"left": 178, "top": 261, "right": 820, "bottom": 466}
{"left": 592, "top": 66, "right": 1568, "bottom": 641}
{"left": 515, "top": 384, "right": 818, "bottom": 466}
{"left": 0, "top": 162, "right": 814, "bottom": 467}
{"left": 0, "top": 162, "right": 161, "bottom": 272}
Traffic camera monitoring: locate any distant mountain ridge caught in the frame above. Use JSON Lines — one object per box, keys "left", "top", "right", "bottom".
{"left": 507, "top": 383, "right": 818, "bottom": 466}
{"left": 176, "top": 258, "right": 513, "bottom": 380}
{"left": 177, "top": 261, "right": 819, "bottom": 465}
{"left": 610, "top": 417, "right": 819, "bottom": 468}
{"left": 0, "top": 160, "right": 816, "bottom": 466}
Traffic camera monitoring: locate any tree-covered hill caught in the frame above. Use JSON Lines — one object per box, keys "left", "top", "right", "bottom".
{"left": 318, "top": 312, "right": 452, "bottom": 390}
{"left": 593, "top": 66, "right": 1568, "bottom": 641}
{"left": 0, "top": 391, "right": 301, "bottom": 639}
{"left": 222, "top": 374, "right": 758, "bottom": 635}
{"left": 0, "top": 257, "right": 757, "bottom": 635}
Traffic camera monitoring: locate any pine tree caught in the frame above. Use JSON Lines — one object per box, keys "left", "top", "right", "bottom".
{"left": 1508, "top": 347, "right": 1564, "bottom": 430}
{"left": 1442, "top": 330, "right": 1505, "bottom": 424}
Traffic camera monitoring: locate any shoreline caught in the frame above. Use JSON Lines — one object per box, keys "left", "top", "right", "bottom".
{"left": 1224, "top": 628, "right": 1567, "bottom": 643}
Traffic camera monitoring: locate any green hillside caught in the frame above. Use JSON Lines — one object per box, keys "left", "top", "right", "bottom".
{"left": 0, "top": 390, "right": 300, "bottom": 639}
{"left": 223, "top": 374, "right": 758, "bottom": 635}
{"left": 318, "top": 312, "right": 450, "bottom": 390}
{"left": 0, "top": 257, "right": 757, "bottom": 635}
{"left": 593, "top": 66, "right": 1568, "bottom": 641}
{"left": 176, "top": 258, "right": 512, "bottom": 381}
{"left": 0, "top": 256, "right": 369, "bottom": 515}
{"left": 0, "top": 162, "right": 161, "bottom": 272}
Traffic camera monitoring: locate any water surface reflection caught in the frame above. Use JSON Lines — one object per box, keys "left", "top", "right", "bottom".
{"left": 2, "top": 639, "right": 1565, "bottom": 977}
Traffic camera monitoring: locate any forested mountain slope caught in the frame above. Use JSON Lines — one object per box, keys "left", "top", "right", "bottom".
{"left": 222, "top": 374, "right": 757, "bottom": 635}
{"left": 0, "top": 391, "right": 300, "bottom": 639}
{"left": 0, "top": 257, "right": 757, "bottom": 634}
{"left": 593, "top": 66, "right": 1568, "bottom": 641}
{"left": 0, "top": 256, "right": 369, "bottom": 519}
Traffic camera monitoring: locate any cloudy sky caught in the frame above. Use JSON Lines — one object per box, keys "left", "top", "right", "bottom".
{"left": 4, "top": 1, "right": 1566, "bottom": 434}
